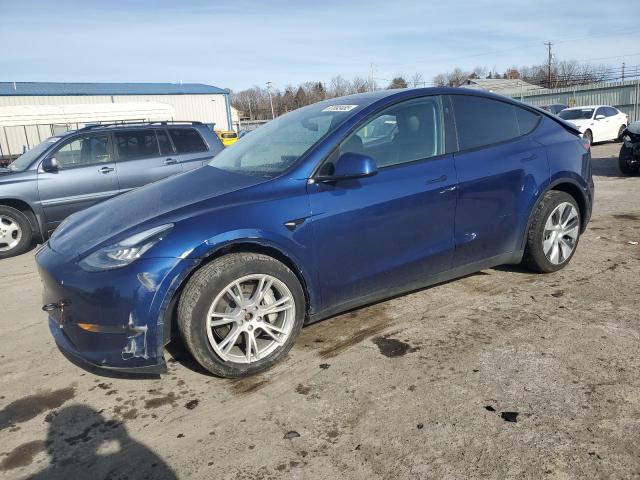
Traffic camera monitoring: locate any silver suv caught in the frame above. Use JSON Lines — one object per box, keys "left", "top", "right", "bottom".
{"left": 0, "top": 121, "right": 224, "bottom": 258}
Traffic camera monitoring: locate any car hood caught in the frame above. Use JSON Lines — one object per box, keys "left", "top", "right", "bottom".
{"left": 627, "top": 121, "right": 640, "bottom": 135}
{"left": 565, "top": 119, "right": 592, "bottom": 130}
{"left": 49, "top": 166, "right": 268, "bottom": 258}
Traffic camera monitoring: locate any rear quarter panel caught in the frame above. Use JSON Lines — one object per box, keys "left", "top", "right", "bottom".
{"left": 531, "top": 116, "right": 593, "bottom": 228}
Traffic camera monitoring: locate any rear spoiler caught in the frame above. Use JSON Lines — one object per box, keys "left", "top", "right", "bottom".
{"left": 528, "top": 105, "right": 583, "bottom": 136}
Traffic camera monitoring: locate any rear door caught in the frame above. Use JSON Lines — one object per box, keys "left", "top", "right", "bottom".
{"left": 593, "top": 107, "right": 613, "bottom": 141}
{"left": 113, "top": 128, "right": 180, "bottom": 192}
{"left": 449, "top": 94, "right": 548, "bottom": 267}
{"left": 167, "top": 127, "right": 217, "bottom": 172}
{"left": 37, "top": 133, "right": 118, "bottom": 228}
{"left": 606, "top": 107, "right": 624, "bottom": 139}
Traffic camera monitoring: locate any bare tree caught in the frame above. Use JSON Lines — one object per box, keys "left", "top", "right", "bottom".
{"left": 411, "top": 72, "right": 424, "bottom": 87}
{"left": 351, "top": 76, "right": 369, "bottom": 94}
{"left": 447, "top": 68, "right": 469, "bottom": 87}
{"left": 432, "top": 73, "right": 447, "bottom": 87}
{"left": 329, "top": 76, "right": 350, "bottom": 97}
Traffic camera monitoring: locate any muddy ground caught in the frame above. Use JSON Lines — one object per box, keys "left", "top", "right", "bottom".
{"left": 1, "top": 143, "right": 639, "bottom": 480}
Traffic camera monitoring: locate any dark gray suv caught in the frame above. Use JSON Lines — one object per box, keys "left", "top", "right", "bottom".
{"left": 0, "top": 121, "right": 224, "bottom": 258}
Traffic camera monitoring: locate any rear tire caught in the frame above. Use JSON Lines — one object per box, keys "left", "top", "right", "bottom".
{"left": 616, "top": 125, "right": 626, "bottom": 142}
{"left": 0, "top": 206, "right": 33, "bottom": 259}
{"left": 522, "top": 191, "right": 581, "bottom": 273}
{"left": 583, "top": 130, "right": 593, "bottom": 146}
{"left": 177, "top": 252, "right": 305, "bottom": 378}
{"left": 618, "top": 145, "right": 639, "bottom": 176}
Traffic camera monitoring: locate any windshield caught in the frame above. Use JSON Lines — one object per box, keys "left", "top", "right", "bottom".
{"left": 559, "top": 109, "right": 594, "bottom": 120}
{"left": 8, "top": 136, "right": 62, "bottom": 171}
{"left": 209, "top": 99, "right": 371, "bottom": 176}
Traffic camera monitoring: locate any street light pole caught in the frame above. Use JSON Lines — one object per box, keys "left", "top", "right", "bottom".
{"left": 266, "top": 81, "right": 275, "bottom": 119}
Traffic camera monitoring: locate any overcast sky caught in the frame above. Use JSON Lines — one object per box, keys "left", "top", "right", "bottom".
{"left": 1, "top": 0, "right": 639, "bottom": 91}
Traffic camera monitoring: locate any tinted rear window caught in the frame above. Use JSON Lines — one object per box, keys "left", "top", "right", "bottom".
{"left": 515, "top": 107, "right": 540, "bottom": 135}
{"left": 116, "top": 130, "right": 159, "bottom": 160}
{"left": 169, "top": 128, "right": 207, "bottom": 153}
{"left": 452, "top": 96, "right": 520, "bottom": 150}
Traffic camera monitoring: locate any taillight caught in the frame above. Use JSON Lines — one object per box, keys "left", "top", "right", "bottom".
{"left": 580, "top": 137, "right": 590, "bottom": 151}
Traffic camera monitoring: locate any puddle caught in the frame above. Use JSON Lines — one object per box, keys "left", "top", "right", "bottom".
{"left": 372, "top": 336, "right": 418, "bottom": 358}
{"left": 0, "top": 387, "right": 75, "bottom": 430}
{"left": 0, "top": 440, "right": 46, "bottom": 471}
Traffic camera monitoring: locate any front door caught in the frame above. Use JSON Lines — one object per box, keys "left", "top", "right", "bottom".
{"left": 37, "top": 133, "right": 118, "bottom": 229}
{"left": 309, "top": 95, "right": 457, "bottom": 311}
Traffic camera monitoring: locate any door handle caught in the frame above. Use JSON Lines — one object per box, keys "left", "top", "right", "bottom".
{"left": 426, "top": 174, "right": 447, "bottom": 184}
{"left": 164, "top": 158, "right": 177, "bottom": 165}
{"left": 99, "top": 166, "right": 115, "bottom": 174}
{"left": 520, "top": 154, "right": 537, "bottom": 163}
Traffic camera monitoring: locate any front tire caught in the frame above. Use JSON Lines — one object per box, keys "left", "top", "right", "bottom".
{"left": 522, "top": 191, "right": 581, "bottom": 273}
{"left": 177, "top": 253, "right": 305, "bottom": 378}
{"left": 618, "top": 145, "right": 639, "bottom": 176}
{"left": 0, "top": 206, "right": 33, "bottom": 259}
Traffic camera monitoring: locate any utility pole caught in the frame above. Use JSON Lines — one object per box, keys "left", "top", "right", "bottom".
{"left": 622, "top": 62, "right": 626, "bottom": 81}
{"left": 369, "top": 63, "right": 376, "bottom": 92}
{"left": 266, "top": 81, "right": 275, "bottom": 119}
{"left": 545, "top": 41, "right": 553, "bottom": 89}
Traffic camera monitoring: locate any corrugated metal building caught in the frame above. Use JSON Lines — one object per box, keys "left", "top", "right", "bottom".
{"left": 0, "top": 82, "right": 232, "bottom": 159}
{"left": 462, "top": 78, "right": 548, "bottom": 97}
{"left": 511, "top": 79, "right": 640, "bottom": 122}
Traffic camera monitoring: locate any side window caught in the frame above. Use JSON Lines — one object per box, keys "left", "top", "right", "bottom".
{"left": 168, "top": 128, "right": 207, "bottom": 154}
{"left": 54, "top": 135, "right": 110, "bottom": 168}
{"left": 157, "top": 130, "right": 174, "bottom": 155}
{"left": 515, "top": 106, "right": 541, "bottom": 135}
{"left": 452, "top": 96, "right": 520, "bottom": 150}
{"left": 595, "top": 107, "right": 606, "bottom": 119}
{"left": 339, "top": 96, "right": 445, "bottom": 169}
{"left": 115, "top": 130, "right": 160, "bottom": 160}
{"left": 605, "top": 107, "right": 618, "bottom": 117}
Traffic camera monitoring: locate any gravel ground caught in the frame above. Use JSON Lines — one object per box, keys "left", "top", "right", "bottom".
{"left": 1, "top": 142, "right": 638, "bottom": 480}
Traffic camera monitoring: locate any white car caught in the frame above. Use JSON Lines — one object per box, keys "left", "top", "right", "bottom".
{"left": 558, "top": 105, "right": 628, "bottom": 145}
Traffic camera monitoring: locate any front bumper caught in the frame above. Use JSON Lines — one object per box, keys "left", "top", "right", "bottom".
{"left": 37, "top": 244, "right": 197, "bottom": 372}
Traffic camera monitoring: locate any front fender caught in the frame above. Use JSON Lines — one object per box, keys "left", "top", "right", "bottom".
{"left": 188, "top": 228, "right": 318, "bottom": 310}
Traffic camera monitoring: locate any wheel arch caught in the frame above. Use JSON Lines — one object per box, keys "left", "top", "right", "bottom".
{"left": 0, "top": 198, "right": 43, "bottom": 241}
{"left": 160, "top": 238, "right": 316, "bottom": 346}
{"left": 518, "top": 178, "right": 589, "bottom": 253}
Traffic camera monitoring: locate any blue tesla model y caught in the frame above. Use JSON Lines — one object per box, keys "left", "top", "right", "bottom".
{"left": 36, "top": 88, "right": 593, "bottom": 377}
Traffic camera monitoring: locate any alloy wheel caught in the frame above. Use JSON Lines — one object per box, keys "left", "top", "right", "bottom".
{"left": 205, "top": 274, "right": 296, "bottom": 363}
{"left": 0, "top": 215, "right": 22, "bottom": 252}
{"left": 542, "top": 202, "right": 579, "bottom": 265}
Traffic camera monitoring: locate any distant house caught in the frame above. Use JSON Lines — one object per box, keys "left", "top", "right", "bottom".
{"left": 461, "top": 78, "right": 548, "bottom": 97}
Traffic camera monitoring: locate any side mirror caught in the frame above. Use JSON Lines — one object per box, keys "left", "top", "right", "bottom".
{"left": 41, "top": 157, "right": 59, "bottom": 172}
{"left": 595, "top": 114, "right": 605, "bottom": 120}
{"left": 318, "top": 152, "right": 378, "bottom": 182}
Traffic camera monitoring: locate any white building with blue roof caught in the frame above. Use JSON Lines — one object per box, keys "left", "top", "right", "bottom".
{"left": 0, "top": 82, "right": 233, "bottom": 158}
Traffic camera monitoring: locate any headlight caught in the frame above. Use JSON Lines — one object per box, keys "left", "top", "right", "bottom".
{"left": 79, "top": 224, "right": 173, "bottom": 271}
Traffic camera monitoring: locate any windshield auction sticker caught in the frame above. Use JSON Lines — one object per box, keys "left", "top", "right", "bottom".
{"left": 322, "top": 105, "right": 358, "bottom": 112}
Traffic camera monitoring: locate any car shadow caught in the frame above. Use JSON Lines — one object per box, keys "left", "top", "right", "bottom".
{"left": 591, "top": 146, "right": 627, "bottom": 178}
{"left": 21, "top": 404, "right": 178, "bottom": 480}
{"left": 164, "top": 339, "right": 214, "bottom": 376}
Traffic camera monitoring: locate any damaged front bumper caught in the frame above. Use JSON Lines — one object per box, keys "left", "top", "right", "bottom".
{"left": 36, "top": 243, "right": 197, "bottom": 374}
